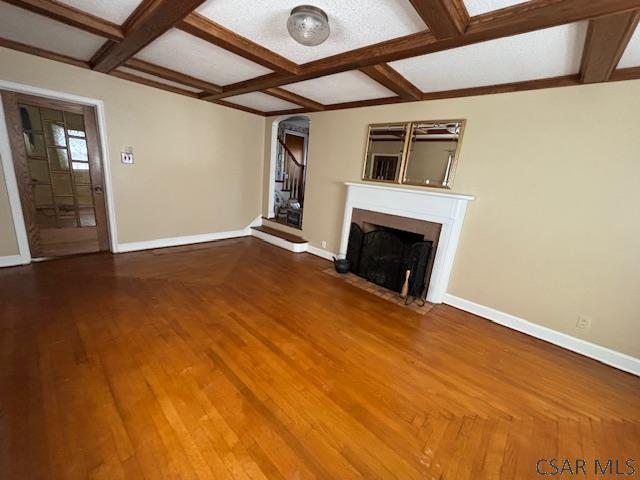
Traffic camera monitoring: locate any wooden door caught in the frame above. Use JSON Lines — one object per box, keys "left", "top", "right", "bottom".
{"left": 284, "top": 132, "right": 305, "bottom": 164}
{"left": 2, "top": 91, "right": 110, "bottom": 257}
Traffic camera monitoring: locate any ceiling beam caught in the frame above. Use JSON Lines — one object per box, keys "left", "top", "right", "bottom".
{"left": 2, "top": 0, "right": 124, "bottom": 41}
{"left": 263, "top": 88, "right": 325, "bottom": 111}
{"left": 359, "top": 64, "right": 423, "bottom": 100}
{"left": 178, "top": 13, "right": 299, "bottom": 75}
{"left": 579, "top": 10, "right": 640, "bottom": 84}
{"left": 212, "top": 99, "right": 265, "bottom": 116}
{"left": 125, "top": 58, "right": 222, "bottom": 93}
{"left": 111, "top": 69, "right": 270, "bottom": 117}
{"left": 92, "top": 0, "right": 206, "bottom": 73}
{"left": 0, "top": 36, "right": 89, "bottom": 68}
{"left": 202, "top": 0, "right": 640, "bottom": 101}
{"left": 110, "top": 69, "right": 200, "bottom": 98}
{"left": 408, "top": 0, "right": 469, "bottom": 38}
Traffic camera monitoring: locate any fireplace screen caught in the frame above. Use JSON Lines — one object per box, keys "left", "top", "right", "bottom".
{"left": 347, "top": 223, "right": 432, "bottom": 298}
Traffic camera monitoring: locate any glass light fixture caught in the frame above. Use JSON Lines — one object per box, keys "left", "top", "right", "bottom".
{"left": 287, "top": 5, "right": 330, "bottom": 47}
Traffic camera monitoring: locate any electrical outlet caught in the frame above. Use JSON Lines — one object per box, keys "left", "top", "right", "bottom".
{"left": 576, "top": 315, "right": 592, "bottom": 330}
{"left": 321, "top": 240, "right": 327, "bottom": 249}
{"left": 121, "top": 152, "right": 134, "bottom": 164}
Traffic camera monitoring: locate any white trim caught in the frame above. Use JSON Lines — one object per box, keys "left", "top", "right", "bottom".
{"left": 339, "top": 182, "right": 474, "bottom": 303}
{"left": 306, "top": 244, "right": 336, "bottom": 261}
{"left": 444, "top": 294, "right": 640, "bottom": 377}
{"left": 118, "top": 216, "right": 262, "bottom": 253}
{"left": 251, "top": 227, "right": 308, "bottom": 253}
{"left": 118, "top": 229, "right": 250, "bottom": 253}
{"left": 344, "top": 181, "right": 475, "bottom": 201}
{"left": 0, "top": 254, "right": 30, "bottom": 268}
{"left": 0, "top": 80, "right": 119, "bottom": 256}
{"left": 267, "top": 118, "right": 279, "bottom": 218}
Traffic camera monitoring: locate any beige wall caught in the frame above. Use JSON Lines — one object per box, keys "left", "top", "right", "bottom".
{"left": 264, "top": 80, "right": 640, "bottom": 357}
{"left": 0, "top": 47, "right": 264, "bottom": 253}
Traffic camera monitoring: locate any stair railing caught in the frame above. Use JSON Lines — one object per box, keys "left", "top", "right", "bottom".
{"left": 277, "top": 136, "right": 305, "bottom": 206}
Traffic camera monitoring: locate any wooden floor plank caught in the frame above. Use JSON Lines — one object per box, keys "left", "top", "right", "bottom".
{"left": 0, "top": 237, "right": 638, "bottom": 479}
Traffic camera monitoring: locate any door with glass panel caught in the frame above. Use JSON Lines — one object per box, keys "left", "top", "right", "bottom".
{"left": 2, "top": 91, "right": 109, "bottom": 257}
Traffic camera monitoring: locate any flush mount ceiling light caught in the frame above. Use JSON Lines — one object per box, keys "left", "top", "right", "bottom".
{"left": 287, "top": 5, "right": 330, "bottom": 47}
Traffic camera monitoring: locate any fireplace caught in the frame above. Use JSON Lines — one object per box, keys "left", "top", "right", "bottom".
{"left": 346, "top": 217, "right": 435, "bottom": 298}
{"left": 339, "top": 182, "right": 474, "bottom": 303}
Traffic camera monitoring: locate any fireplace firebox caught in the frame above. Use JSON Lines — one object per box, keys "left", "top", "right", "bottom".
{"left": 346, "top": 222, "right": 432, "bottom": 298}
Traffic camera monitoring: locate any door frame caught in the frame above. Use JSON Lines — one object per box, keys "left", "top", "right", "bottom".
{"left": 267, "top": 115, "right": 310, "bottom": 218}
{"left": 0, "top": 80, "right": 118, "bottom": 264}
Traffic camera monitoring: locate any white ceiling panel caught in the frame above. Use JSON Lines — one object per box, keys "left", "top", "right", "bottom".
{"left": 618, "top": 25, "right": 640, "bottom": 68}
{"left": 390, "top": 23, "right": 587, "bottom": 93}
{"left": 196, "top": 0, "right": 426, "bottom": 64}
{"left": 136, "top": 29, "right": 272, "bottom": 86}
{"left": 464, "top": 0, "right": 527, "bottom": 16}
{"left": 0, "top": 2, "right": 106, "bottom": 61}
{"left": 282, "top": 71, "right": 396, "bottom": 104}
{"left": 57, "top": 0, "right": 143, "bottom": 25}
{"left": 116, "top": 67, "right": 203, "bottom": 93}
{"left": 225, "top": 92, "right": 301, "bottom": 112}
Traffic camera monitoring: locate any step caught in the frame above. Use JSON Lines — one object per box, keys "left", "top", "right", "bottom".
{"left": 251, "top": 225, "right": 309, "bottom": 253}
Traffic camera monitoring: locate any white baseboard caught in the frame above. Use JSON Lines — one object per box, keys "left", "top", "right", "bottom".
{"left": 306, "top": 245, "right": 337, "bottom": 261}
{"left": 0, "top": 254, "right": 30, "bottom": 268}
{"left": 117, "top": 217, "right": 262, "bottom": 253}
{"left": 444, "top": 294, "right": 640, "bottom": 377}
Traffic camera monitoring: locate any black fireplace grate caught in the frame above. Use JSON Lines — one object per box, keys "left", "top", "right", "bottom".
{"left": 346, "top": 223, "right": 432, "bottom": 297}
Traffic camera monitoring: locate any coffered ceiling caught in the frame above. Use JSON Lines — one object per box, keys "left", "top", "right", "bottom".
{"left": 0, "top": 0, "right": 639, "bottom": 116}
{"left": 195, "top": 0, "right": 427, "bottom": 64}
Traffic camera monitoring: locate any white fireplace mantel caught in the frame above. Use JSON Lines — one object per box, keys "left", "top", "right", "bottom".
{"left": 339, "top": 182, "right": 474, "bottom": 304}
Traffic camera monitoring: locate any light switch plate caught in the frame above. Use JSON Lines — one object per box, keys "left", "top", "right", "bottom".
{"left": 121, "top": 152, "right": 134, "bottom": 164}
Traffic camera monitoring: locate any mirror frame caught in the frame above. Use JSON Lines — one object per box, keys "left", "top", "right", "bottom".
{"left": 361, "top": 119, "right": 466, "bottom": 190}
{"left": 361, "top": 122, "right": 411, "bottom": 184}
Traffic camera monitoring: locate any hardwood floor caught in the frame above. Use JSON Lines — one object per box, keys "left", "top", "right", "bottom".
{"left": 1, "top": 237, "right": 638, "bottom": 479}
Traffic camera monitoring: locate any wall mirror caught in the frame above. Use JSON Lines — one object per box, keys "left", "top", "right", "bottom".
{"left": 403, "top": 120, "right": 465, "bottom": 189}
{"left": 362, "top": 123, "right": 410, "bottom": 182}
{"left": 361, "top": 119, "right": 466, "bottom": 189}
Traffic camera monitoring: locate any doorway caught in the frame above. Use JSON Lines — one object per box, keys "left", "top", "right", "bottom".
{"left": 269, "top": 116, "right": 310, "bottom": 229}
{"left": 1, "top": 91, "right": 110, "bottom": 257}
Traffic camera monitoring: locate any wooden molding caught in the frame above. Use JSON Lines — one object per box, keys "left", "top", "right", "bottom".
{"left": 212, "top": 99, "right": 265, "bottom": 116}
{"left": 359, "top": 64, "right": 423, "bottom": 100}
{"left": 179, "top": 13, "right": 299, "bottom": 75}
{"left": 203, "top": 0, "right": 640, "bottom": 100}
{"left": 125, "top": 58, "right": 222, "bottom": 93}
{"left": 264, "top": 68, "right": 640, "bottom": 116}
{"left": 0, "top": 37, "right": 89, "bottom": 69}
{"left": 580, "top": 11, "right": 640, "bottom": 84}
{"left": 2, "top": 0, "right": 124, "bottom": 41}
{"left": 610, "top": 65, "right": 640, "bottom": 81}
{"left": 420, "top": 74, "right": 582, "bottom": 101}
{"left": 409, "top": 0, "right": 469, "bottom": 38}
{"left": 264, "top": 88, "right": 325, "bottom": 111}
{"left": 323, "top": 96, "right": 407, "bottom": 112}
{"left": 261, "top": 107, "right": 308, "bottom": 117}
{"left": 92, "top": 0, "right": 206, "bottom": 73}
{"left": 110, "top": 70, "right": 200, "bottom": 97}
